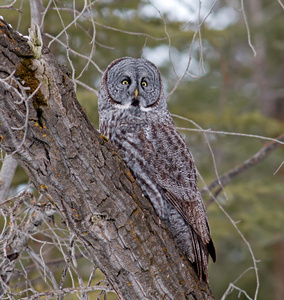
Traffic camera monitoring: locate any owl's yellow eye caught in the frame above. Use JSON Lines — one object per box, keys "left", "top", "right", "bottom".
{"left": 122, "top": 80, "right": 129, "bottom": 85}
{"left": 141, "top": 81, "right": 147, "bottom": 87}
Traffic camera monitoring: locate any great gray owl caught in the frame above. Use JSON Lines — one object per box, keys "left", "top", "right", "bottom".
{"left": 98, "top": 57, "right": 216, "bottom": 282}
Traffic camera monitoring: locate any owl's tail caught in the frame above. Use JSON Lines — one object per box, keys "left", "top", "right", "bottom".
{"left": 189, "top": 227, "right": 216, "bottom": 282}
{"left": 165, "top": 204, "right": 216, "bottom": 282}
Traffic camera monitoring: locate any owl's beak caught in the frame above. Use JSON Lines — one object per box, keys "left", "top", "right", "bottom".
{"left": 134, "top": 89, "right": 139, "bottom": 99}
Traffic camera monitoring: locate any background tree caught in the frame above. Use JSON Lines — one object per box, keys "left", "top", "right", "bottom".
{"left": 0, "top": 0, "right": 283, "bottom": 299}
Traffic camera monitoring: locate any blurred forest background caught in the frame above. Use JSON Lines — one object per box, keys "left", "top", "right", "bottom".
{"left": 0, "top": 0, "right": 284, "bottom": 299}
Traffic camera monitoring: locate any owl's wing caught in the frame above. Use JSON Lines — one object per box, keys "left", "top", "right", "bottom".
{"left": 162, "top": 188, "right": 216, "bottom": 261}
{"left": 142, "top": 122, "right": 216, "bottom": 263}
{"left": 156, "top": 157, "right": 217, "bottom": 279}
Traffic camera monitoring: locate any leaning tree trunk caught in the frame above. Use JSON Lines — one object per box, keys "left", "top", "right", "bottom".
{"left": 0, "top": 19, "right": 214, "bottom": 299}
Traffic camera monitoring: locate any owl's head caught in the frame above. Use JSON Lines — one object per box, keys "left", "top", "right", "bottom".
{"left": 99, "top": 57, "right": 165, "bottom": 113}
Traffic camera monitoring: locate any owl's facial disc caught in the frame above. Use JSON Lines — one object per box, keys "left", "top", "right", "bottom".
{"left": 106, "top": 58, "right": 161, "bottom": 111}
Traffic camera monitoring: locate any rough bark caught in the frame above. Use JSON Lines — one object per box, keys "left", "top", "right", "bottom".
{"left": 0, "top": 19, "right": 214, "bottom": 299}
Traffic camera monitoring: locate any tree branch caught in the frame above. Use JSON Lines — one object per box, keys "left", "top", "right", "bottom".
{"left": 202, "top": 134, "right": 284, "bottom": 201}
{"left": 0, "top": 19, "right": 214, "bottom": 299}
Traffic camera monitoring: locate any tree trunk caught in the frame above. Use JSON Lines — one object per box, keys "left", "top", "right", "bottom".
{"left": 0, "top": 19, "right": 214, "bottom": 299}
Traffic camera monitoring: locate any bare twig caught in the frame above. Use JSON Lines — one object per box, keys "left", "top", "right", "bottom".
{"left": 277, "top": 0, "right": 284, "bottom": 10}
{"left": 44, "top": 32, "right": 103, "bottom": 74}
{"left": 0, "top": 0, "right": 21, "bottom": 12}
{"left": 240, "top": 0, "right": 257, "bottom": 56}
{"left": 175, "top": 126, "right": 284, "bottom": 145}
{"left": 222, "top": 283, "right": 253, "bottom": 300}
{"left": 221, "top": 267, "right": 255, "bottom": 300}
{"left": 48, "top": 0, "right": 88, "bottom": 48}
{"left": 51, "top": 0, "right": 78, "bottom": 91}
{"left": 26, "top": 246, "right": 59, "bottom": 291}
{"left": 202, "top": 133, "right": 284, "bottom": 198}
{"left": 16, "top": 0, "right": 24, "bottom": 31}
{"left": 93, "top": 20, "right": 167, "bottom": 41}
{"left": 274, "top": 160, "right": 284, "bottom": 175}
{"left": 148, "top": 0, "right": 179, "bottom": 79}
{"left": 76, "top": 5, "right": 97, "bottom": 81}
{"left": 18, "top": 284, "right": 114, "bottom": 300}
{"left": 0, "top": 194, "right": 58, "bottom": 296}
{"left": 166, "top": 0, "right": 219, "bottom": 100}
{"left": 75, "top": 79, "right": 98, "bottom": 95}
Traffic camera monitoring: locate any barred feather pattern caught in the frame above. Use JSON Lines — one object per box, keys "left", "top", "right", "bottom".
{"left": 98, "top": 57, "right": 216, "bottom": 282}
